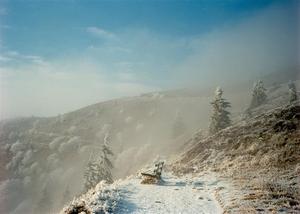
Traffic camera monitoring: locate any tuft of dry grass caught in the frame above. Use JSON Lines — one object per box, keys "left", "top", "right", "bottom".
{"left": 62, "top": 200, "right": 92, "bottom": 214}
{"left": 141, "top": 176, "right": 159, "bottom": 184}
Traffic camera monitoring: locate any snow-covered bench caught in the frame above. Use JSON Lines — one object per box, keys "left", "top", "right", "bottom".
{"left": 141, "top": 161, "right": 164, "bottom": 184}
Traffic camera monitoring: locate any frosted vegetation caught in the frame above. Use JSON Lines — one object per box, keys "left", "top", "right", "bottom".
{"left": 61, "top": 181, "right": 120, "bottom": 214}
{"left": 209, "top": 87, "right": 231, "bottom": 134}
{"left": 0, "top": 78, "right": 299, "bottom": 213}
{"left": 61, "top": 172, "right": 223, "bottom": 214}
{"left": 249, "top": 80, "right": 267, "bottom": 109}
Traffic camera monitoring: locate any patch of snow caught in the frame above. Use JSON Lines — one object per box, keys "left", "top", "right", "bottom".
{"left": 62, "top": 173, "right": 223, "bottom": 214}
{"left": 116, "top": 173, "right": 222, "bottom": 214}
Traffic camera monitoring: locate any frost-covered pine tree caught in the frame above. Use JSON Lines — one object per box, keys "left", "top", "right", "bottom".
{"left": 83, "top": 133, "right": 114, "bottom": 192}
{"left": 83, "top": 160, "right": 102, "bottom": 192}
{"left": 288, "top": 81, "right": 298, "bottom": 103}
{"left": 100, "top": 133, "right": 114, "bottom": 183}
{"left": 172, "top": 111, "right": 186, "bottom": 138}
{"left": 209, "top": 87, "right": 231, "bottom": 134}
{"left": 249, "top": 80, "right": 267, "bottom": 109}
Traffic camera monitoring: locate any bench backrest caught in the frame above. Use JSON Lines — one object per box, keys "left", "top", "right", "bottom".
{"left": 153, "top": 161, "right": 164, "bottom": 177}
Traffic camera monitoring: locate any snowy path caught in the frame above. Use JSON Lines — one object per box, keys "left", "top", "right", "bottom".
{"left": 116, "top": 174, "right": 223, "bottom": 214}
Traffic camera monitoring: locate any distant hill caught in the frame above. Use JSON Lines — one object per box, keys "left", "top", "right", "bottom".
{"left": 0, "top": 70, "right": 299, "bottom": 213}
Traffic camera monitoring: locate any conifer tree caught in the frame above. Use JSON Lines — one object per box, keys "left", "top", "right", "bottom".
{"left": 83, "top": 160, "right": 102, "bottom": 192}
{"left": 83, "top": 133, "right": 114, "bottom": 192}
{"left": 209, "top": 87, "right": 231, "bottom": 134}
{"left": 249, "top": 80, "right": 267, "bottom": 109}
{"left": 100, "top": 133, "right": 114, "bottom": 183}
{"left": 288, "top": 81, "right": 298, "bottom": 103}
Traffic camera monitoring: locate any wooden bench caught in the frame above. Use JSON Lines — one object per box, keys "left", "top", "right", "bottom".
{"left": 141, "top": 161, "right": 164, "bottom": 184}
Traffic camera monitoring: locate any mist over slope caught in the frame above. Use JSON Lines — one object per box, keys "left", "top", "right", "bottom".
{"left": 0, "top": 70, "right": 298, "bottom": 213}
{"left": 60, "top": 77, "right": 299, "bottom": 214}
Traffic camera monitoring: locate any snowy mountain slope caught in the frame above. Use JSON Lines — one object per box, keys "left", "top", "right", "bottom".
{"left": 61, "top": 103, "right": 300, "bottom": 213}
{"left": 172, "top": 103, "right": 300, "bottom": 213}
{"left": 0, "top": 94, "right": 215, "bottom": 213}
{"left": 62, "top": 172, "right": 223, "bottom": 214}
{"left": 0, "top": 77, "right": 299, "bottom": 213}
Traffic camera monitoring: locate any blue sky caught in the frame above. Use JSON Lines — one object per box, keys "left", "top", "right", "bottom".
{"left": 0, "top": 0, "right": 298, "bottom": 118}
{"left": 2, "top": 0, "right": 281, "bottom": 59}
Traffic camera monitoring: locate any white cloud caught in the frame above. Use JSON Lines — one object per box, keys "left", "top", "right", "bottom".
{"left": 0, "top": 57, "right": 159, "bottom": 118}
{"left": 23, "top": 55, "right": 46, "bottom": 65}
{"left": 0, "top": 55, "right": 11, "bottom": 62}
{"left": 86, "top": 26, "right": 117, "bottom": 40}
{"left": 0, "top": 51, "right": 46, "bottom": 65}
{"left": 6, "top": 51, "right": 20, "bottom": 57}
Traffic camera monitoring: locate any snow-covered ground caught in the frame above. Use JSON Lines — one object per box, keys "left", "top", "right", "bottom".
{"left": 61, "top": 172, "right": 224, "bottom": 213}
{"left": 116, "top": 173, "right": 222, "bottom": 214}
